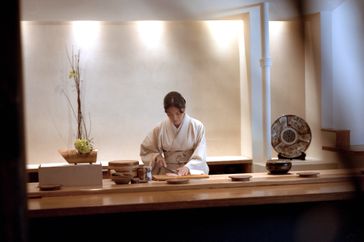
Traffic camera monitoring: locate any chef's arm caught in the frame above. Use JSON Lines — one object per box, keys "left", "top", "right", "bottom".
{"left": 140, "top": 127, "right": 162, "bottom": 167}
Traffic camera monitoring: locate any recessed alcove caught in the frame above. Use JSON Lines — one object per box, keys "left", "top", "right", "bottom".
{"left": 22, "top": 20, "right": 250, "bottom": 166}
{"left": 22, "top": 2, "right": 357, "bottom": 172}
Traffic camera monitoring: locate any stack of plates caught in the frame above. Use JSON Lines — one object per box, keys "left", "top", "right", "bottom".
{"left": 108, "top": 160, "right": 139, "bottom": 178}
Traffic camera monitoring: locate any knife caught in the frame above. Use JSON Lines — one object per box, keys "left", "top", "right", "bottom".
{"left": 162, "top": 166, "right": 179, "bottom": 175}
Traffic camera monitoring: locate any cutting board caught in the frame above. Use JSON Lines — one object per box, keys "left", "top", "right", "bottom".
{"left": 108, "top": 160, "right": 139, "bottom": 167}
{"left": 153, "top": 174, "right": 209, "bottom": 181}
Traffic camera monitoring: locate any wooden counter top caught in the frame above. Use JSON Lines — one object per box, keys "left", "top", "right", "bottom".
{"left": 28, "top": 169, "right": 363, "bottom": 217}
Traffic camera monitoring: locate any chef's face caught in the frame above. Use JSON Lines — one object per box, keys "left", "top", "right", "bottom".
{"left": 166, "top": 107, "right": 184, "bottom": 127}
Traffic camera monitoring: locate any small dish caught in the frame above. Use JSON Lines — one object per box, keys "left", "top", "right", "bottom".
{"left": 166, "top": 178, "right": 189, "bottom": 184}
{"left": 38, "top": 184, "right": 62, "bottom": 191}
{"left": 229, "top": 175, "right": 252, "bottom": 181}
{"left": 297, "top": 171, "right": 320, "bottom": 178}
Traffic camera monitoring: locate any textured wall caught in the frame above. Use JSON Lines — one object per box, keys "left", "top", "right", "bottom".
{"left": 22, "top": 21, "right": 243, "bottom": 164}
{"left": 332, "top": 0, "right": 364, "bottom": 145}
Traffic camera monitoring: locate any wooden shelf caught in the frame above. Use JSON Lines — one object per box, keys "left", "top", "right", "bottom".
{"left": 321, "top": 128, "right": 364, "bottom": 156}
{"left": 207, "top": 156, "right": 252, "bottom": 174}
{"left": 321, "top": 128, "right": 350, "bottom": 147}
{"left": 322, "top": 145, "right": 364, "bottom": 156}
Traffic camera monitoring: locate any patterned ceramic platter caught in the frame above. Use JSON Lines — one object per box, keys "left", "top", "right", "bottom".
{"left": 271, "top": 114, "right": 312, "bottom": 158}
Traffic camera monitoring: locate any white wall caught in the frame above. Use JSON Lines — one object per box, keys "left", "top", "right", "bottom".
{"left": 270, "top": 21, "right": 305, "bottom": 121}
{"left": 22, "top": 16, "right": 342, "bottom": 166}
{"left": 269, "top": 18, "right": 331, "bottom": 162}
{"left": 269, "top": 21, "right": 306, "bottom": 158}
{"left": 332, "top": 0, "right": 364, "bottom": 145}
{"left": 22, "top": 21, "right": 245, "bottom": 164}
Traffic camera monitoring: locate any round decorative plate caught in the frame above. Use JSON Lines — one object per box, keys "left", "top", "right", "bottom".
{"left": 271, "top": 114, "right": 312, "bottom": 158}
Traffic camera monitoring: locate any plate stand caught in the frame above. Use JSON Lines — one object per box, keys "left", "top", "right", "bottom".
{"left": 278, "top": 152, "right": 306, "bottom": 160}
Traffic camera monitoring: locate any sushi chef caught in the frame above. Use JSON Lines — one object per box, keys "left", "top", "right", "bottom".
{"left": 140, "top": 91, "right": 209, "bottom": 175}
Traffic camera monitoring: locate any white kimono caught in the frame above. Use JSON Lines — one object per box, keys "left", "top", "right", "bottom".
{"left": 140, "top": 114, "right": 209, "bottom": 175}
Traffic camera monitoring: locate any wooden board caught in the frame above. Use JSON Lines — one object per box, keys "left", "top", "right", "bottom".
{"left": 108, "top": 160, "right": 139, "bottom": 167}
{"left": 153, "top": 174, "right": 209, "bottom": 181}
{"left": 108, "top": 166, "right": 138, "bottom": 172}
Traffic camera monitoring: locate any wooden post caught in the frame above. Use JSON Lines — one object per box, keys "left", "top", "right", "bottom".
{"left": 260, "top": 2, "right": 272, "bottom": 160}
{"left": 0, "top": 0, "right": 28, "bottom": 241}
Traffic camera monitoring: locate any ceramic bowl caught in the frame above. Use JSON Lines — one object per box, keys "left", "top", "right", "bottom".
{"left": 266, "top": 160, "right": 292, "bottom": 174}
{"left": 111, "top": 173, "right": 132, "bottom": 184}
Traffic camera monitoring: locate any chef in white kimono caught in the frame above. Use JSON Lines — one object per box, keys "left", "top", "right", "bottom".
{"left": 140, "top": 91, "right": 209, "bottom": 175}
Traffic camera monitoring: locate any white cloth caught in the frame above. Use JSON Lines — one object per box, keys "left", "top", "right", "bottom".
{"left": 140, "top": 114, "right": 209, "bottom": 175}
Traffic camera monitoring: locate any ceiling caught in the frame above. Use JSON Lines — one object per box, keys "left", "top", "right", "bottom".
{"left": 21, "top": 0, "right": 346, "bottom": 21}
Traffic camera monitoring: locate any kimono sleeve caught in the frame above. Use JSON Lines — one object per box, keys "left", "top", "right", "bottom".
{"left": 140, "top": 126, "right": 162, "bottom": 166}
{"left": 185, "top": 123, "right": 209, "bottom": 175}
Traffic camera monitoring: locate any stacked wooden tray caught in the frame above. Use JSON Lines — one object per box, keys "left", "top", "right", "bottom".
{"left": 108, "top": 160, "right": 140, "bottom": 178}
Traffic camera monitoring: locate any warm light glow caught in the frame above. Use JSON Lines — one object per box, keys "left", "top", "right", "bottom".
{"left": 206, "top": 20, "right": 243, "bottom": 51}
{"left": 136, "top": 21, "right": 164, "bottom": 49}
{"left": 269, "top": 21, "right": 285, "bottom": 38}
{"left": 72, "top": 21, "right": 101, "bottom": 49}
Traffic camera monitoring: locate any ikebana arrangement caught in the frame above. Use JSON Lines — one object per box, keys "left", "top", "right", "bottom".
{"left": 58, "top": 48, "right": 97, "bottom": 164}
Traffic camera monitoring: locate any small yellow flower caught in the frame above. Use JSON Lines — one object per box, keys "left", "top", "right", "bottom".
{"left": 68, "top": 70, "right": 77, "bottom": 79}
{"left": 74, "top": 138, "right": 93, "bottom": 154}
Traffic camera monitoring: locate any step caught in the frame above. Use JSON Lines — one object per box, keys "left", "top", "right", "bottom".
{"left": 321, "top": 128, "right": 350, "bottom": 147}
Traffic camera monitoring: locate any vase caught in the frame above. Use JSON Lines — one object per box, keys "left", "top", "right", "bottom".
{"left": 58, "top": 148, "right": 98, "bottom": 165}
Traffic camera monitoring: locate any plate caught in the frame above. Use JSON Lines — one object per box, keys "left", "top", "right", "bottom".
{"left": 38, "top": 184, "right": 62, "bottom": 191}
{"left": 229, "top": 175, "right": 252, "bottom": 181}
{"left": 297, "top": 171, "right": 320, "bottom": 177}
{"left": 271, "top": 114, "right": 312, "bottom": 158}
{"left": 166, "top": 178, "right": 189, "bottom": 184}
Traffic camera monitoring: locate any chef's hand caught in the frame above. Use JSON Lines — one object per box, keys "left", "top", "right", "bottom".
{"left": 153, "top": 154, "right": 167, "bottom": 168}
{"left": 177, "top": 166, "right": 190, "bottom": 176}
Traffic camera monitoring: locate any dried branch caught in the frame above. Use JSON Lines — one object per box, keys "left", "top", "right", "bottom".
{"left": 67, "top": 47, "right": 91, "bottom": 142}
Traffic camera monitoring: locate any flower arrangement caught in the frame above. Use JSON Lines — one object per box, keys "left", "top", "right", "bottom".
{"left": 67, "top": 48, "right": 94, "bottom": 154}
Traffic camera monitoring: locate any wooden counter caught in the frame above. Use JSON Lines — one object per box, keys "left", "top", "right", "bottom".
{"left": 27, "top": 169, "right": 363, "bottom": 218}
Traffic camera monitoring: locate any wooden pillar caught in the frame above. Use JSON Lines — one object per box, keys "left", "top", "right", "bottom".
{"left": 0, "top": 0, "right": 28, "bottom": 241}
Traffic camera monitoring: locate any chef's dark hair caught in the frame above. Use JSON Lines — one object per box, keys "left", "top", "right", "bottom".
{"left": 164, "top": 91, "right": 186, "bottom": 113}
